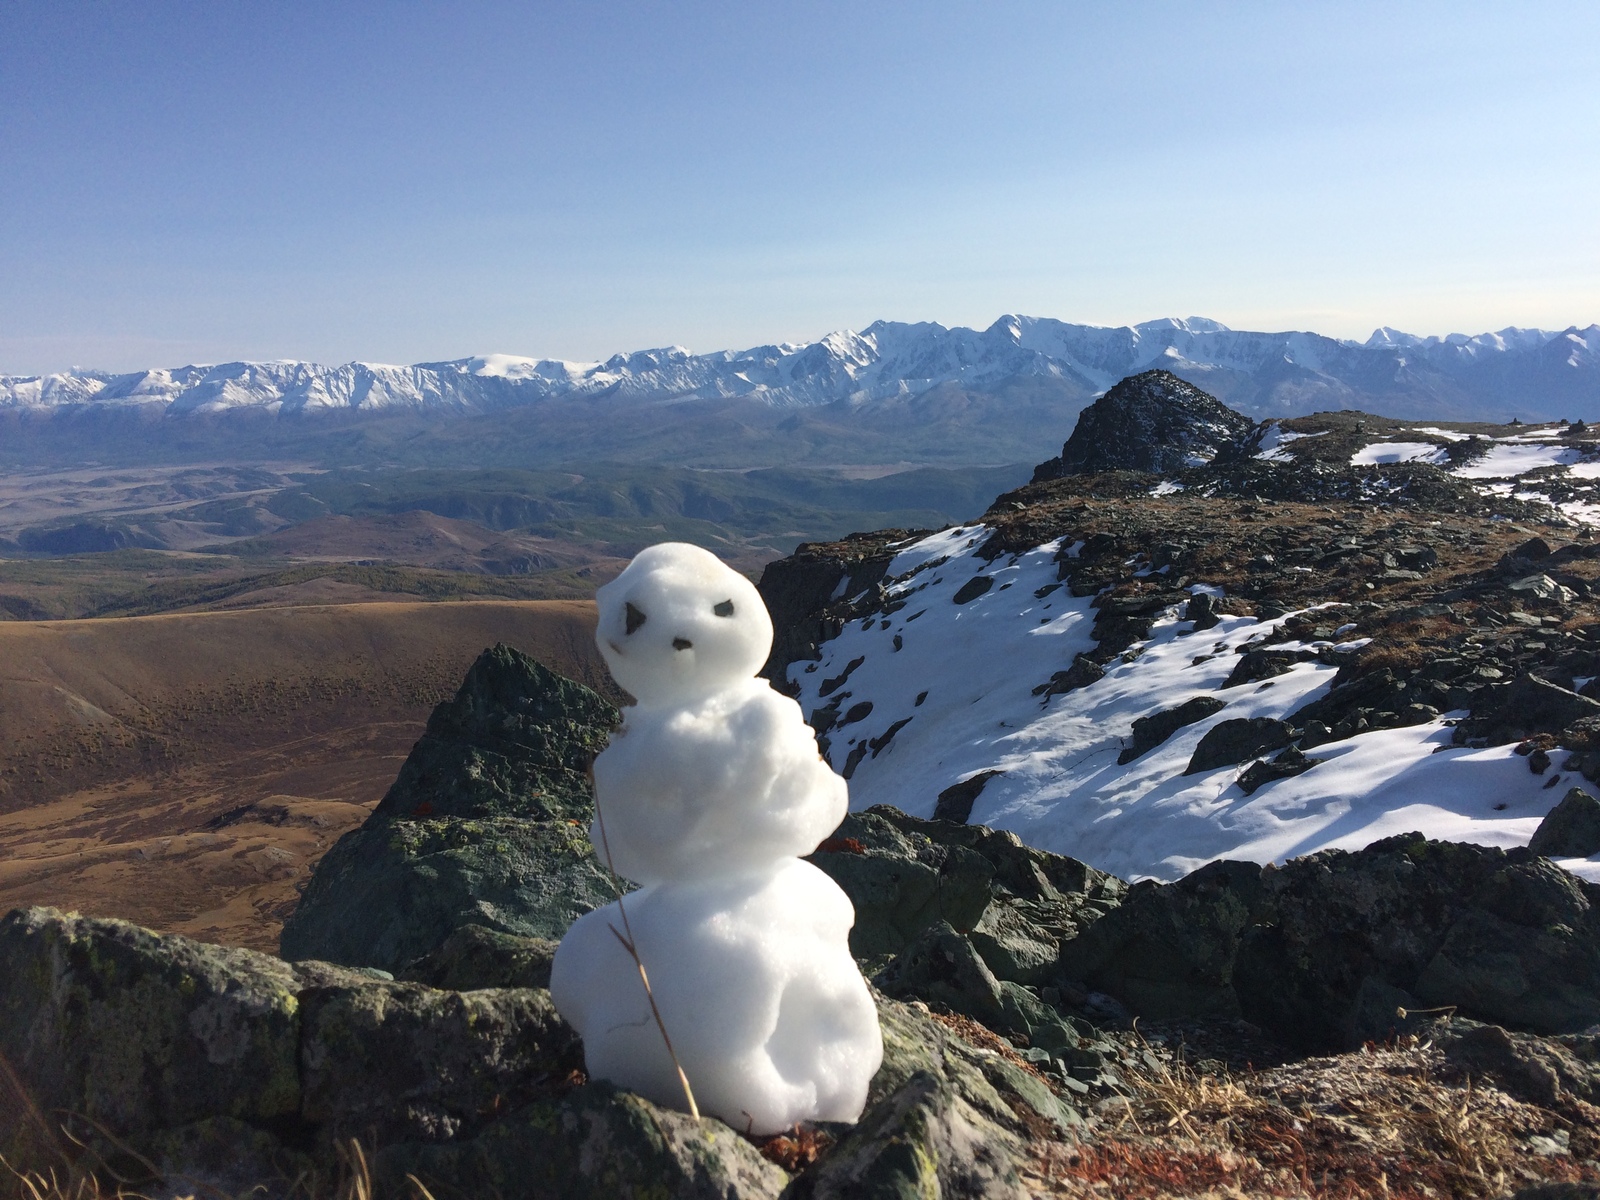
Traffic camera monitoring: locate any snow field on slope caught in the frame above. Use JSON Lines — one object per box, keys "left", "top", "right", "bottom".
{"left": 1453, "top": 443, "right": 1583, "bottom": 478}
{"left": 1350, "top": 441, "right": 1447, "bottom": 465}
{"left": 1252, "top": 422, "right": 1310, "bottom": 462}
{"left": 792, "top": 526, "right": 1591, "bottom": 883}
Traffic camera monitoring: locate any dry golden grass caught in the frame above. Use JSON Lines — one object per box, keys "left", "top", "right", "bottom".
{"left": 1027, "top": 1031, "right": 1598, "bottom": 1199}
{"left": 2, "top": 1142, "right": 439, "bottom": 1200}
{"left": 2, "top": 1051, "right": 433, "bottom": 1200}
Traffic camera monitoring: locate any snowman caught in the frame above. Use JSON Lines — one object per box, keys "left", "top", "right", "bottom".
{"left": 550, "top": 542, "right": 882, "bottom": 1134}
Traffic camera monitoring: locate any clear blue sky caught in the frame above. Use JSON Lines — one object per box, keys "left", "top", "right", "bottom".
{"left": 2, "top": 1, "right": 1596, "bottom": 374}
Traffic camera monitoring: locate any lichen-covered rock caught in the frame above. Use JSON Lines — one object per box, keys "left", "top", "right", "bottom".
{"left": 281, "top": 816, "right": 614, "bottom": 971}
{"left": 299, "top": 980, "right": 582, "bottom": 1145}
{"left": 399, "top": 924, "right": 558, "bottom": 991}
{"left": 868, "top": 993, "right": 1077, "bottom": 1134}
{"left": 1055, "top": 859, "right": 1262, "bottom": 1021}
{"left": 1055, "top": 835, "right": 1600, "bottom": 1050}
{"left": 0, "top": 906, "right": 588, "bottom": 1189}
{"left": 875, "top": 920, "right": 1006, "bottom": 1028}
{"left": 787, "top": 994, "right": 1073, "bottom": 1198}
{"left": 1439, "top": 1022, "right": 1600, "bottom": 1109}
{"left": 807, "top": 805, "right": 1123, "bottom": 973}
{"left": 782, "top": 1071, "right": 1030, "bottom": 1200}
{"left": 969, "top": 899, "right": 1066, "bottom": 984}
{"left": 0, "top": 907, "right": 303, "bottom": 1138}
{"left": 280, "top": 648, "right": 620, "bottom": 972}
{"left": 139, "top": 1117, "right": 316, "bottom": 1200}
{"left": 373, "top": 643, "right": 619, "bottom": 822}
{"left": 376, "top": 1081, "right": 791, "bottom": 1200}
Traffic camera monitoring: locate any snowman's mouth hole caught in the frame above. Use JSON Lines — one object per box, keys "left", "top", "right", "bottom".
{"left": 672, "top": 637, "right": 693, "bottom": 651}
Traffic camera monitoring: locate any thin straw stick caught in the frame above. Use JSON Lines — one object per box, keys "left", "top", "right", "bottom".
{"left": 593, "top": 797, "right": 700, "bottom": 1120}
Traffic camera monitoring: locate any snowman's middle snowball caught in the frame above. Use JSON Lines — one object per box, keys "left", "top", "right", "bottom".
{"left": 592, "top": 678, "right": 847, "bottom": 884}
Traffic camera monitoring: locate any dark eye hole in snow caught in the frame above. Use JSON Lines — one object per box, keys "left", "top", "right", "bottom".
{"left": 625, "top": 602, "right": 648, "bottom": 634}
{"left": 713, "top": 599, "right": 735, "bottom": 617}
{"left": 672, "top": 636, "right": 693, "bottom": 651}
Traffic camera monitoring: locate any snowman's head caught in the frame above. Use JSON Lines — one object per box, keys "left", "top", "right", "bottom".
{"left": 595, "top": 542, "right": 773, "bottom": 705}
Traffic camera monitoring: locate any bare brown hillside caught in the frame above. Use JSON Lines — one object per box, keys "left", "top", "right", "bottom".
{"left": 0, "top": 600, "right": 612, "bottom": 951}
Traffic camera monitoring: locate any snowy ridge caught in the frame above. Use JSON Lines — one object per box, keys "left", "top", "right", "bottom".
{"left": 5, "top": 315, "right": 1598, "bottom": 419}
{"left": 790, "top": 526, "right": 1600, "bottom": 885}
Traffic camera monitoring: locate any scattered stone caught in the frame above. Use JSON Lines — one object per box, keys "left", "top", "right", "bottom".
{"left": 1118, "top": 695, "right": 1226, "bottom": 764}
{"left": 1184, "top": 591, "right": 1221, "bottom": 630}
{"left": 1465, "top": 673, "right": 1600, "bottom": 747}
{"left": 933, "top": 769, "right": 1004, "bottom": 823}
{"left": 952, "top": 574, "right": 994, "bottom": 604}
{"left": 1221, "top": 648, "right": 1314, "bottom": 689}
{"left": 1510, "top": 573, "right": 1577, "bottom": 605}
{"left": 1530, "top": 787, "right": 1600, "bottom": 858}
{"left": 1185, "top": 718, "right": 1295, "bottom": 774}
{"left": 1031, "top": 653, "right": 1105, "bottom": 700}
{"left": 1235, "top": 746, "right": 1322, "bottom": 795}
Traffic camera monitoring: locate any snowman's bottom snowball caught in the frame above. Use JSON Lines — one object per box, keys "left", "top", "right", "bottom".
{"left": 549, "top": 859, "right": 883, "bottom": 1134}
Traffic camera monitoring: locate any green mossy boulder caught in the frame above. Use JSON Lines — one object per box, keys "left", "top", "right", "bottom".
{"left": 399, "top": 924, "right": 559, "bottom": 991}
{"left": 299, "top": 979, "right": 581, "bottom": 1145}
{"left": 377, "top": 1081, "right": 791, "bottom": 1200}
{"left": 0, "top": 907, "right": 587, "bottom": 1188}
{"left": 372, "top": 643, "right": 618, "bottom": 823}
{"left": 280, "top": 646, "right": 623, "bottom": 972}
{"left": 280, "top": 815, "right": 613, "bottom": 972}
{"left": 807, "top": 806, "right": 1124, "bottom": 973}
{"left": 789, "top": 995, "right": 1074, "bottom": 1199}
{"left": 0, "top": 907, "right": 304, "bottom": 1138}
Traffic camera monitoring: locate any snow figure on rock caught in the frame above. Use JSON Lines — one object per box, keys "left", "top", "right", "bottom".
{"left": 550, "top": 542, "right": 883, "bottom": 1134}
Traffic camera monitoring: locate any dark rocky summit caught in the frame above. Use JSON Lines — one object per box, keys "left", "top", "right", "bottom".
{"left": 1030, "top": 369, "right": 1258, "bottom": 480}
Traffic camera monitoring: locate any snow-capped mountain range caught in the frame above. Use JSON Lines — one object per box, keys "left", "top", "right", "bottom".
{"left": 5, "top": 316, "right": 1597, "bottom": 421}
